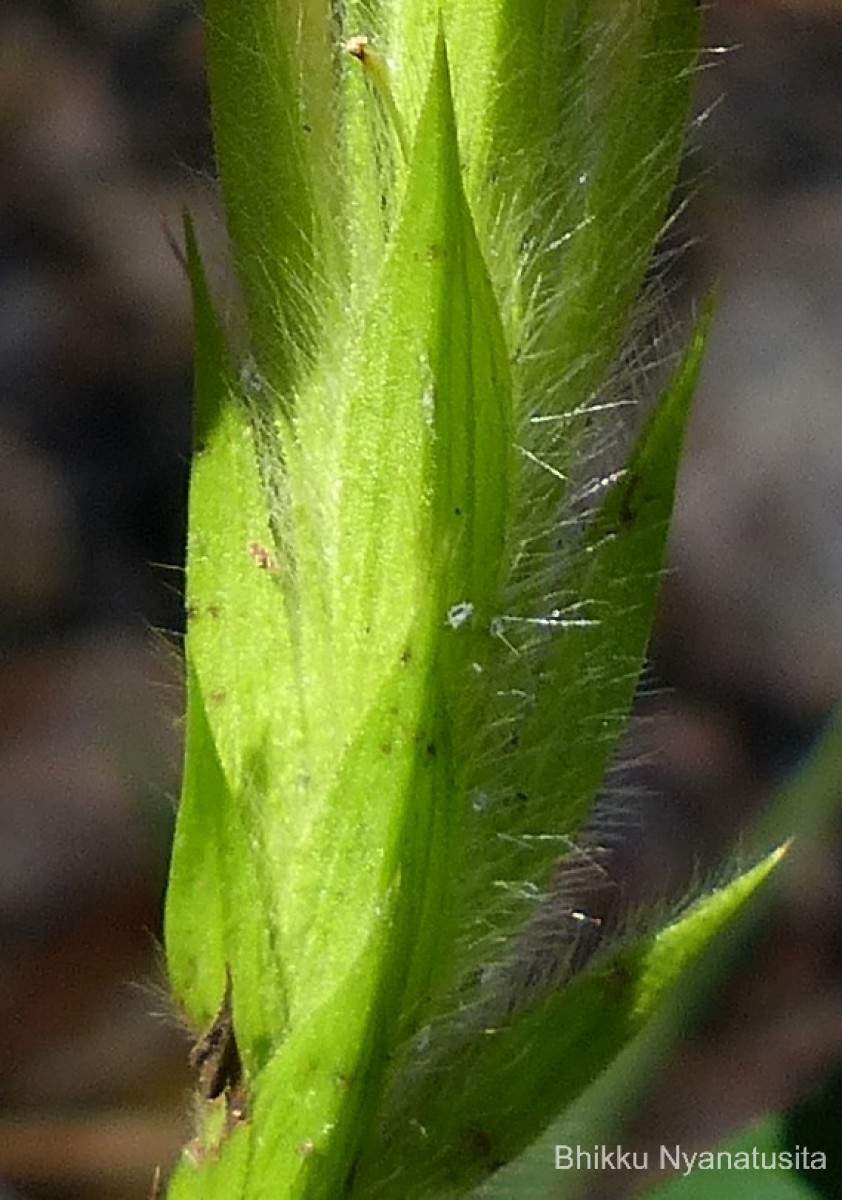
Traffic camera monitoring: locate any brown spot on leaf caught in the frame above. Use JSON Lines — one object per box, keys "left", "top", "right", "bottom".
{"left": 189, "top": 972, "right": 242, "bottom": 1103}
{"left": 462, "top": 1127, "right": 504, "bottom": 1169}
{"left": 346, "top": 34, "right": 370, "bottom": 62}
{"left": 248, "top": 542, "right": 280, "bottom": 573}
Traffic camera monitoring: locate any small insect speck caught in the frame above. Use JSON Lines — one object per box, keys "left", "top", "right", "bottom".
{"left": 447, "top": 601, "right": 474, "bottom": 629}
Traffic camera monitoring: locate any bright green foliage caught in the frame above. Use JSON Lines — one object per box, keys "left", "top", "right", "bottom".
{"left": 164, "top": 3, "right": 784, "bottom": 1198}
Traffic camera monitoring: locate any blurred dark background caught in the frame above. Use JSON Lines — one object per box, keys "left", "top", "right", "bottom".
{"left": 2, "top": 1, "right": 842, "bottom": 1196}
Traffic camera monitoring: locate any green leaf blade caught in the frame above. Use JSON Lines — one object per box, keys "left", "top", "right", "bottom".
{"left": 353, "top": 847, "right": 786, "bottom": 1198}
{"left": 168, "top": 31, "right": 519, "bottom": 1197}
{"left": 205, "top": 0, "right": 339, "bottom": 394}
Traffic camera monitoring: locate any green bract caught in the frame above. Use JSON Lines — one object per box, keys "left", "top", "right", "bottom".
{"left": 164, "top": 3, "right": 784, "bottom": 1198}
